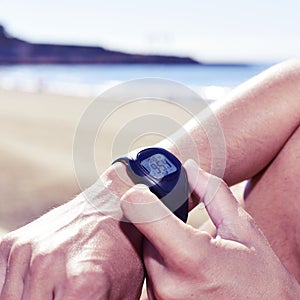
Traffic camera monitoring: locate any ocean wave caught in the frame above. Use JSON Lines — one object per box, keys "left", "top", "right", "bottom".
{"left": 0, "top": 75, "right": 232, "bottom": 103}
{"left": 2, "top": 63, "right": 269, "bottom": 101}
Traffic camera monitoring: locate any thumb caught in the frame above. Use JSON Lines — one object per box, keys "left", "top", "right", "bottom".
{"left": 185, "top": 160, "right": 254, "bottom": 244}
{"left": 120, "top": 185, "right": 211, "bottom": 263}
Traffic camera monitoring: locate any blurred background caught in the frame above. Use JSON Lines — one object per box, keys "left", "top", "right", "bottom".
{"left": 0, "top": 0, "right": 299, "bottom": 233}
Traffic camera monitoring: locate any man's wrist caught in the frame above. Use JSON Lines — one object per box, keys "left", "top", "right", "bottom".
{"left": 100, "top": 162, "right": 135, "bottom": 199}
{"left": 73, "top": 163, "right": 135, "bottom": 219}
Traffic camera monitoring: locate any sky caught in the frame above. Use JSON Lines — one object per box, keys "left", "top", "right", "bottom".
{"left": 0, "top": 0, "right": 299, "bottom": 63}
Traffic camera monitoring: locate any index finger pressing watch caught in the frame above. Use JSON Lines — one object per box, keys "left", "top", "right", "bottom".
{"left": 113, "top": 147, "right": 189, "bottom": 222}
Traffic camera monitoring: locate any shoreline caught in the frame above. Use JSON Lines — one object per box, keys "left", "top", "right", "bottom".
{"left": 0, "top": 79, "right": 231, "bottom": 102}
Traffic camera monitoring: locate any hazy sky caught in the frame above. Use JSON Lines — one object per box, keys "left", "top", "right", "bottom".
{"left": 0, "top": 0, "right": 299, "bottom": 63}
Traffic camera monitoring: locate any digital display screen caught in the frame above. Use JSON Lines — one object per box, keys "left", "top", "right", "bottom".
{"left": 141, "top": 153, "right": 177, "bottom": 179}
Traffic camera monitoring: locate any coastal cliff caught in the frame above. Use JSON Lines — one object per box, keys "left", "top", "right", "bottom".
{"left": 0, "top": 25, "right": 199, "bottom": 65}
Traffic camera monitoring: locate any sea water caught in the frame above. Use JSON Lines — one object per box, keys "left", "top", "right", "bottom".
{"left": 0, "top": 63, "right": 272, "bottom": 101}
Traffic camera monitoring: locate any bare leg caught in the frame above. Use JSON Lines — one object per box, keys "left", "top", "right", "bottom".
{"left": 244, "top": 125, "right": 300, "bottom": 282}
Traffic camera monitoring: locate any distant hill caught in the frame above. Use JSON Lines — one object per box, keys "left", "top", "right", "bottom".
{"left": 0, "top": 25, "right": 199, "bottom": 65}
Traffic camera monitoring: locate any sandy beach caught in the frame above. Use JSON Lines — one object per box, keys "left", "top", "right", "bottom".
{"left": 0, "top": 88, "right": 245, "bottom": 235}
{"left": 0, "top": 89, "right": 88, "bottom": 231}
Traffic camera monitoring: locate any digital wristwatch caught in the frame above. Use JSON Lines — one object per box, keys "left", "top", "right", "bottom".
{"left": 113, "top": 147, "right": 189, "bottom": 222}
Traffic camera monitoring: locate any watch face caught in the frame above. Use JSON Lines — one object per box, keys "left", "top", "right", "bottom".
{"left": 141, "top": 153, "right": 177, "bottom": 179}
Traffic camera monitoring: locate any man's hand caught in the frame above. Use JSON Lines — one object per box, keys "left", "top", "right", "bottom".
{"left": 121, "top": 160, "right": 300, "bottom": 299}
{"left": 0, "top": 165, "right": 144, "bottom": 300}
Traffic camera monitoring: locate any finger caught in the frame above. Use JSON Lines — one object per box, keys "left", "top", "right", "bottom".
{"left": 0, "top": 238, "right": 12, "bottom": 293}
{"left": 57, "top": 281, "right": 110, "bottom": 300}
{"left": 21, "top": 273, "right": 54, "bottom": 300}
{"left": 0, "top": 243, "right": 31, "bottom": 300}
{"left": 0, "top": 256, "right": 6, "bottom": 295}
{"left": 121, "top": 186, "right": 211, "bottom": 263}
{"left": 143, "top": 240, "right": 163, "bottom": 300}
{"left": 146, "top": 281, "right": 156, "bottom": 300}
{"left": 184, "top": 159, "right": 239, "bottom": 224}
{"left": 143, "top": 239, "right": 164, "bottom": 275}
{"left": 55, "top": 269, "right": 110, "bottom": 300}
{"left": 22, "top": 253, "right": 64, "bottom": 300}
{"left": 185, "top": 160, "right": 253, "bottom": 242}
